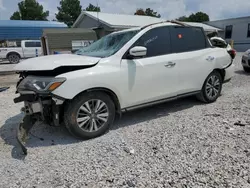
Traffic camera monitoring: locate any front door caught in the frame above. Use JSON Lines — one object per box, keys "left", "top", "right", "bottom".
{"left": 120, "top": 26, "right": 179, "bottom": 108}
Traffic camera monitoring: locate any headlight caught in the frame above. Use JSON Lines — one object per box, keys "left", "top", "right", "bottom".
{"left": 18, "top": 76, "right": 66, "bottom": 93}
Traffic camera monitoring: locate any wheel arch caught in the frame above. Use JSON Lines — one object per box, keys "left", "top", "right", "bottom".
{"left": 70, "top": 87, "right": 122, "bottom": 116}
{"left": 213, "top": 68, "right": 225, "bottom": 81}
{"left": 6, "top": 51, "right": 21, "bottom": 59}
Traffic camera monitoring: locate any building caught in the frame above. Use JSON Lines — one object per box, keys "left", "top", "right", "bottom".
{"left": 180, "top": 21, "right": 222, "bottom": 35}
{"left": 0, "top": 20, "right": 66, "bottom": 46}
{"left": 206, "top": 16, "right": 250, "bottom": 52}
{"left": 73, "top": 11, "right": 165, "bottom": 38}
{"left": 73, "top": 11, "right": 221, "bottom": 39}
{"left": 41, "top": 28, "right": 97, "bottom": 55}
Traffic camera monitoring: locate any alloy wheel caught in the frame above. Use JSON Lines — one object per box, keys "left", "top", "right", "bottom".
{"left": 9, "top": 55, "right": 19, "bottom": 63}
{"left": 205, "top": 75, "right": 221, "bottom": 100}
{"left": 76, "top": 99, "right": 109, "bottom": 132}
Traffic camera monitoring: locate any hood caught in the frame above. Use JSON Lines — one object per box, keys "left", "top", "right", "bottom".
{"left": 14, "top": 54, "right": 101, "bottom": 71}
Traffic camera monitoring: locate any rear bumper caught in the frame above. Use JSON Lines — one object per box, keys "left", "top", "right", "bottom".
{"left": 223, "top": 63, "right": 235, "bottom": 82}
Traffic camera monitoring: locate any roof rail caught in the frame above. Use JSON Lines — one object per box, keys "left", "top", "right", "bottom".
{"left": 141, "top": 19, "right": 188, "bottom": 30}
{"left": 168, "top": 20, "right": 189, "bottom": 26}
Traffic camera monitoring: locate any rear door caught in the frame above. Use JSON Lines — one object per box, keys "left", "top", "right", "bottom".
{"left": 35, "top": 41, "right": 42, "bottom": 56}
{"left": 169, "top": 26, "right": 214, "bottom": 94}
{"left": 23, "top": 41, "right": 41, "bottom": 58}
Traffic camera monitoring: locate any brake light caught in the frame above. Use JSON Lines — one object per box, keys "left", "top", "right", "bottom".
{"left": 228, "top": 49, "right": 236, "bottom": 59}
{"left": 232, "top": 49, "right": 236, "bottom": 56}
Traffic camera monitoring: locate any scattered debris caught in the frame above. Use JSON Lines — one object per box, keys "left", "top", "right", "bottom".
{"left": 225, "top": 126, "right": 235, "bottom": 131}
{"left": 152, "top": 146, "right": 158, "bottom": 154}
{"left": 232, "top": 107, "right": 240, "bottom": 110}
{"left": 121, "top": 139, "right": 126, "bottom": 145}
{"left": 125, "top": 179, "right": 136, "bottom": 187}
{"left": 124, "top": 147, "right": 135, "bottom": 155}
{"left": 222, "top": 120, "right": 229, "bottom": 124}
{"left": 0, "top": 87, "right": 9, "bottom": 93}
{"left": 130, "top": 149, "right": 135, "bottom": 154}
{"left": 234, "top": 121, "right": 246, "bottom": 127}
{"left": 204, "top": 114, "right": 221, "bottom": 117}
{"left": 106, "top": 178, "right": 114, "bottom": 183}
{"left": 138, "top": 129, "right": 143, "bottom": 133}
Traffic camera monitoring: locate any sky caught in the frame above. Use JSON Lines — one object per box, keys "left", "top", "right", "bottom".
{"left": 0, "top": 0, "right": 250, "bottom": 21}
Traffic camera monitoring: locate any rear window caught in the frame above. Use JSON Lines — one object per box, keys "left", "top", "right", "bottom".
{"left": 25, "top": 41, "right": 41, "bottom": 47}
{"left": 170, "top": 27, "right": 207, "bottom": 53}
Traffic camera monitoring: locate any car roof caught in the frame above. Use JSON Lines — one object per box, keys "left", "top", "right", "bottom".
{"left": 111, "top": 21, "right": 183, "bottom": 35}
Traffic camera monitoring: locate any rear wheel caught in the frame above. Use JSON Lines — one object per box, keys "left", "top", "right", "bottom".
{"left": 243, "top": 67, "right": 250, "bottom": 73}
{"left": 64, "top": 91, "right": 116, "bottom": 139}
{"left": 8, "top": 53, "right": 20, "bottom": 64}
{"left": 196, "top": 71, "right": 222, "bottom": 103}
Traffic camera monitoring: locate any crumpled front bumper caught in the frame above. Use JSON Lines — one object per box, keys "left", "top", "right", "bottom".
{"left": 14, "top": 92, "right": 64, "bottom": 155}
{"left": 16, "top": 115, "right": 36, "bottom": 155}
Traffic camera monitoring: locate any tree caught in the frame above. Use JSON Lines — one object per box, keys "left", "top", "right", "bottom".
{"left": 177, "top": 12, "right": 209, "bottom": 22}
{"left": 10, "top": 12, "right": 21, "bottom": 20}
{"left": 56, "top": 0, "right": 82, "bottom": 27}
{"left": 10, "top": 0, "right": 49, "bottom": 20}
{"left": 134, "top": 8, "right": 161, "bottom": 18}
{"left": 188, "top": 12, "right": 209, "bottom": 22}
{"left": 134, "top": 8, "right": 146, "bottom": 16}
{"left": 176, "top": 16, "right": 189, "bottom": 22}
{"left": 85, "top": 3, "right": 101, "bottom": 12}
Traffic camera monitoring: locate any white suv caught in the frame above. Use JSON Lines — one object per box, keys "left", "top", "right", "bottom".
{"left": 14, "top": 22, "right": 234, "bottom": 143}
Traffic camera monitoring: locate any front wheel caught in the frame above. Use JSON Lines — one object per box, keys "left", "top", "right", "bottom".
{"left": 243, "top": 67, "right": 250, "bottom": 73}
{"left": 196, "top": 71, "right": 222, "bottom": 103}
{"left": 64, "top": 91, "right": 116, "bottom": 139}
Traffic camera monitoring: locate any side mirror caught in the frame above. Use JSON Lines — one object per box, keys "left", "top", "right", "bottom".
{"left": 128, "top": 46, "right": 147, "bottom": 58}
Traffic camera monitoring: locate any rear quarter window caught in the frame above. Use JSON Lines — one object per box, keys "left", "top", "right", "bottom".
{"left": 170, "top": 27, "right": 207, "bottom": 53}
{"left": 25, "top": 42, "right": 36, "bottom": 47}
{"left": 36, "top": 42, "right": 41, "bottom": 47}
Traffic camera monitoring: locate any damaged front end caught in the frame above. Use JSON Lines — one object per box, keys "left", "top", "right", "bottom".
{"left": 14, "top": 72, "right": 66, "bottom": 155}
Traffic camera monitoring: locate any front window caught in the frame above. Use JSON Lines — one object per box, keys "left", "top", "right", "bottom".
{"left": 75, "top": 30, "right": 139, "bottom": 58}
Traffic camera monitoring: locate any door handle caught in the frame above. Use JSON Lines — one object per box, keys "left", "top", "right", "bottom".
{"left": 206, "top": 56, "right": 215, "bottom": 61}
{"left": 165, "top": 62, "right": 176, "bottom": 68}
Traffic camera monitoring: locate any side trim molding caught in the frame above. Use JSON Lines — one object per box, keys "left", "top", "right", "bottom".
{"left": 122, "top": 90, "right": 200, "bottom": 112}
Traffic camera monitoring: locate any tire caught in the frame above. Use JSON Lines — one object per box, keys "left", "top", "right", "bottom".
{"left": 64, "top": 91, "right": 116, "bottom": 139}
{"left": 243, "top": 67, "right": 250, "bottom": 73}
{"left": 8, "top": 53, "right": 20, "bottom": 64}
{"left": 196, "top": 71, "right": 222, "bottom": 103}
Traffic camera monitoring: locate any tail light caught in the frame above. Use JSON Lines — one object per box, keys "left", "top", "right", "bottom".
{"left": 228, "top": 49, "right": 236, "bottom": 59}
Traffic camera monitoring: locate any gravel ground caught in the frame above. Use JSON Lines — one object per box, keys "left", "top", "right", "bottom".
{"left": 0, "top": 54, "right": 250, "bottom": 188}
{"left": 0, "top": 74, "right": 19, "bottom": 86}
